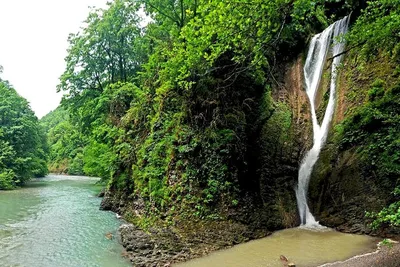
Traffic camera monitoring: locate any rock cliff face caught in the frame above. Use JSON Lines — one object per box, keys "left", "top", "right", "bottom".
{"left": 307, "top": 55, "right": 400, "bottom": 235}
{"left": 100, "top": 55, "right": 315, "bottom": 230}
{"left": 256, "top": 56, "right": 313, "bottom": 228}
{"left": 100, "top": 49, "right": 398, "bottom": 266}
{"left": 265, "top": 51, "right": 398, "bottom": 235}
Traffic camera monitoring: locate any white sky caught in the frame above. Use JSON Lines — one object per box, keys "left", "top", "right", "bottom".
{"left": 0, "top": 0, "right": 109, "bottom": 118}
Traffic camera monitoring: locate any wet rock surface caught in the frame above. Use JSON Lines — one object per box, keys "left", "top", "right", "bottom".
{"left": 117, "top": 220, "right": 270, "bottom": 267}
{"left": 97, "top": 188, "right": 106, "bottom": 197}
{"left": 100, "top": 191, "right": 126, "bottom": 212}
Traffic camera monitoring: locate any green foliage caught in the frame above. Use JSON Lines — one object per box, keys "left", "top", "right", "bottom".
{"left": 261, "top": 99, "right": 292, "bottom": 148}
{"left": 69, "top": 152, "right": 84, "bottom": 175}
{"left": 40, "top": 107, "right": 69, "bottom": 133}
{"left": 48, "top": 0, "right": 143, "bottom": 180}
{"left": 367, "top": 200, "right": 400, "bottom": 230}
{"left": 41, "top": 104, "right": 118, "bottom": 179}
{"left": 142, "top": 0, "right": 199, "bottom": 29}
{"left": 340, "top": 77, "right": 400, "bottom": 188}
{"left": 339, "top": 82, "right": 400, "bottom": 227}
{"left": 366, "top": 187, "right": 400, "bottom": 229}
{"left": 349, "top": 0, "right": 400, "bottom": 62}
{"left": 58, "top": 0, "right": 142, "bottom": 98}
{"left": 0, "top": 80, "right": 48, "bottom": 189}
{"left": 379, "top": 238, "right": 394, "bottom": 249}
{"left": 0, "top": 169, "right": 15, "bottom": 190}
{"left": 123, "top": 0, "right": 332, "bottom": 215}
{"left": 44, "top": 116, "right": 86, "bottom": 175}
{"left": 83, "top": 141, "right": 116, "bottom": 180}
{"left": 53, "top": 0, "right": 368, "bottom": 224}
{"left": 338, "top": 1, "right": 400, "bottom": 227}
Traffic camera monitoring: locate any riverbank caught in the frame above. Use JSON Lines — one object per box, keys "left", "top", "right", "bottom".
{"left": 100, "top": 192, "right": 276, "bottom": 266}
{"left": 320, "top": 242, "right": 400, "bottom": 267}
{"left": 118, "top": 220, "right": 270, "bottom": 267}
{"left": 116, "top": 220, "right": 391, "bottom": 267}
{"left": 102, "top": 193, "right": 398, "bottom": 267}
{"left": 0, "top": 175, "right": 129, "bottom": 267}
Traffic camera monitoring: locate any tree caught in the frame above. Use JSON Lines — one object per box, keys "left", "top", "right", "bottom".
{"left": 0, "top": 79, "right": 48, "bottom": 189}
{"left": 58, "top": 0, "right": 142, "bottom": 99}
{"left": 141, "top": 0, "right": 199, "bottom": 30}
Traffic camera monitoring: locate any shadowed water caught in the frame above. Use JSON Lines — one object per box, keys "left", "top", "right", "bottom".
{"left": 176, "top": 228, "right": 377, "bottom": 267}
{"left": 0, "top": 175, "right": 130, "bottom": 267}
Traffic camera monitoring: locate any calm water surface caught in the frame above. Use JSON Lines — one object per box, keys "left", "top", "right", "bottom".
{"left": 177, "top": 227, "right": 377, "bottom": 267}
{"left": 0, "top": 175, "right": 130, "bottom": 267}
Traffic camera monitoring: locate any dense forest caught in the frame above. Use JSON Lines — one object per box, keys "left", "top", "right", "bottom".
{"left": 1, "top": 0, "right": 399, "bottom": 234}
{"left": 0, "top": 70, "right": 48, "bottom": 189}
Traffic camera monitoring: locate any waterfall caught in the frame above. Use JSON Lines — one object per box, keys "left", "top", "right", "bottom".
{"left": 296, "top": 16, "right": 350, "bottom": 227}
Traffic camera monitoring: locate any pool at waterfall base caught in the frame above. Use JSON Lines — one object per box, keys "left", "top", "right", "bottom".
{"left": 176, "top": 227, "right": 377, "bottom": 267}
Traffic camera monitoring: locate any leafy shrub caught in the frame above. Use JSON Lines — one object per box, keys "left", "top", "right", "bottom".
{"left": 0, "top": 170, "right": 15, "bottom": 190}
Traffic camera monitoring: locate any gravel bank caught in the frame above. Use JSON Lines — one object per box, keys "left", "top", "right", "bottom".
{"left": 320, "top": 243, "right": 400, "bottom": 267}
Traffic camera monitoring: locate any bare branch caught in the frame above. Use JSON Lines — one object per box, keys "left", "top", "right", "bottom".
{"left": 327, "top": 41, "right": 367, "bottom": 62}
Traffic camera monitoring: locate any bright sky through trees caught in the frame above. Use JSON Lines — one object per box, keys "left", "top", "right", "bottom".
{"left": 0, "top": 0, "right": 108, "bottom": 118}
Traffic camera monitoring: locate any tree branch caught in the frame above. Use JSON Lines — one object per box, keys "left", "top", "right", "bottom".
{"left": 145, "top": 1, "right": 178, "bottom": 26}
{"left": 180, "top": 0, "right": 185, "bottom": 28}
{"left": 327, "top": 41, "right": 367, "bottom": 62}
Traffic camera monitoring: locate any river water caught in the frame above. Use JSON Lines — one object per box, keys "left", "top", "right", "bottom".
{"left": 0, "top": 175, "right": 130, "bottom": 267}
{"left": 0, "top": 175, "right": 379, "bottom": 267}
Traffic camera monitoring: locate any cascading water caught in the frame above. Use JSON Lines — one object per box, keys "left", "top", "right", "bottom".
{"left": 296, "top": 16, "right": 350, "bottom": 227}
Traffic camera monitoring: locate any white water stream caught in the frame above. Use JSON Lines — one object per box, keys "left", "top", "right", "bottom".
{"left": 296, "top": 16, "right": 351, "bottom": 226}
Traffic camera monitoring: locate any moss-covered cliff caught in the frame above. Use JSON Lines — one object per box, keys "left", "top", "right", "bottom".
{"left": 101, "top": 1, "right": 400, "bottom": 235}
{"left": 37, "top": 0, "right": 398, "bottom": 242}
{"left": 309, "top": 53, "right": 400, "bottom": 235}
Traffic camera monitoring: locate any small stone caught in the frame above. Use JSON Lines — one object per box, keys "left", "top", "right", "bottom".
{"left": 280, "top": 255, "right": 288, "bottom": 262}
{"left": 97, "top": 188, "right": 106, "bottom": 197}
{"left": 105, "top": 232, "right": 113, "bottom": 240}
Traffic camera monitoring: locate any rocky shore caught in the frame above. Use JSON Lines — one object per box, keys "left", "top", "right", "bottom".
{"left": 320, "top": 242, "right": 400, "bottom": 267}
{"left": 117, "top": 221, "right": 400, "bottom": 267}
{"left": 100, "top": 191, "right": 274, "bottom": 266}
{"left": 118, "top": 221, "right": 269, "bottom": 267}
{"left": 101, "top": 192, "right": 399, "bottom": 267}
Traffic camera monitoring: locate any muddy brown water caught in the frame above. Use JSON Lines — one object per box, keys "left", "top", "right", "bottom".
{"left": 176, "top": 227, "right": 377, "bottom": 267}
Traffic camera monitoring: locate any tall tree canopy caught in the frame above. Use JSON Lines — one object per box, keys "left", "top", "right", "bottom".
{"left": 0, "top": 78, "right": 48, "bottom": 189}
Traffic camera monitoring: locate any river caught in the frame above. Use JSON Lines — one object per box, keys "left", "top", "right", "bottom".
{"left": 0, "top": 175, "right": 130, "bottom": 267}
{"left": 0, "top": 175, "right": 379, "bottom": 267}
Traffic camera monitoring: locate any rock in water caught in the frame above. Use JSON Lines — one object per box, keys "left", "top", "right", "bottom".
{"left": 97, "top": 188, "right": 106, "bottom": 197}
{"left": 105, "top": 232, "right": 113, "bottom": 240}
{"left": 280, "top": 255, "right": 296, "bottom": 267}
{"left": 280, "top": 255, "right": 288, "bottom": 263}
